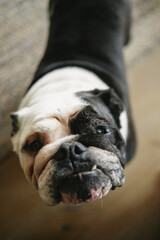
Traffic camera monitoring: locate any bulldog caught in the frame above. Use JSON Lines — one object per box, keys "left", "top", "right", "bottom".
{"left": 10, "top": 0, "right": 136, "bottom": 205}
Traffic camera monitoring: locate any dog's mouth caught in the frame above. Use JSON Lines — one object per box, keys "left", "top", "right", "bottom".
{"left": 59, "top": 166, "right": 112, "bottom": 204}
{"left": 38, "top": 147, "right": 125, "bottom": 206}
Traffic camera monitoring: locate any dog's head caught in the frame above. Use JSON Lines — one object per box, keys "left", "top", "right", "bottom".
{"left": 11, "top": 88, "right": 127, "bottom": 205}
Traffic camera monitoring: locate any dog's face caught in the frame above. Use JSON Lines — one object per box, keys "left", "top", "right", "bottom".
{"left": 11, "top": 89, "right": 126, "bottom": 205}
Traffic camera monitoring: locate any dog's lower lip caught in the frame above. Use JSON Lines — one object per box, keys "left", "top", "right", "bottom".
{"left": 59, "top": 169, "right": 112, "bottom": 204}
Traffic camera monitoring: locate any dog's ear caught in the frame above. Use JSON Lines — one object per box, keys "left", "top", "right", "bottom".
{"left": 10, "top": 112, "right": 19, "bottom": 137}
{"left": 10, "top": 107, "right": 30, "bottom": 137}
{"left": 95, "top": 88, "right": 124, "bottom": 128}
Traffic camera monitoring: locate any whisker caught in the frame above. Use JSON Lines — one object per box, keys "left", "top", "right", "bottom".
{"left": 100, "top": 197, "right": 104, "bottom": 209}
{"left": 28, "top": 190, "right": 39, "bottom": 196}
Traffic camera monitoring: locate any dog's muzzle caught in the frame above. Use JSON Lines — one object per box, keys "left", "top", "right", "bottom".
{"left": 38, "top": 141, "right": 125, "bottom": 205}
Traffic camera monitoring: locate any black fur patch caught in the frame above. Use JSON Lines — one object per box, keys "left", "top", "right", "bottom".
{"left": 10, "top": 113, "right": 19, "bottom": 137}
{"left": 70, "top": 105, "right": 125, "bottom": 159}
{"left": 76, "top": 88, "right": 124, "bottom": 128}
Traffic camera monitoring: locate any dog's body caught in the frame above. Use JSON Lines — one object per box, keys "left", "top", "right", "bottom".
{"left": 11, "top": 0, "right": 136, "bottom": 205}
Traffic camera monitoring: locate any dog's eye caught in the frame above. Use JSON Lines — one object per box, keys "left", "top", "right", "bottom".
{"left": 96, "top": 126, "right": 109, "bottom": 135}
{"left": 29, "top": 140, "right": 43, "bottom": 153}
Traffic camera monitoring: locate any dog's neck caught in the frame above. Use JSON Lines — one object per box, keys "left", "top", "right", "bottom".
{"left": 20, "top": 67, "right": 108, "bottom": 109}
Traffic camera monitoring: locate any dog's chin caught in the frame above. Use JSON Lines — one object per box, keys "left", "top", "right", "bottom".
{"left": 60, "top": 169, "right": 112, "bottom": 204}
{"left": 38, "top": 147, "right": 124, "bottom": 206}
{"left": 38, "top": 166, "right": 112, "bottom": 205}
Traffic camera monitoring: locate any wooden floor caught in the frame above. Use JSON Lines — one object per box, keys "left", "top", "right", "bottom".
{"left": 0, "top": 45, "right": 160, "bottom": 240}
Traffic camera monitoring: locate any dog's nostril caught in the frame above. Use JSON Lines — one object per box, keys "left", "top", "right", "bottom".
{"left": 54, "top": 144, "right": 70, "bottom": 161}
{"left": 71, "top": 142, "right": 87, "bottom": 156}
{"left": 53, "top": 142, "right": 87, "bottom": 161}
{"left": 54, "top": 149, "right": 65, "bottom": 160}
{"left": 74, "top": 145, "right": 83, "bottom": 154}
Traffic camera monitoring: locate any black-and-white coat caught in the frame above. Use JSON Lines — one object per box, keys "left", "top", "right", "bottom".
{"left": 11, "top": 0, "right": 136, "bottom": 205}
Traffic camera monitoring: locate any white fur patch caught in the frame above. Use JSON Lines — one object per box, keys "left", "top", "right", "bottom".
{"left": 119, "top": 110, "right": 128, "bottom": 141}
{"left": 12, "top": 66, "right": 128, "bottom": 154}
{"left": 19, "top": 66, "right": 109, "bottom": 109}
{"left": 12, "top": 67, "right": 109, "bottom": 152}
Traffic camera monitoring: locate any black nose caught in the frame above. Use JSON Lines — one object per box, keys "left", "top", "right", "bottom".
{"left": 54, "top": 141, "right": 87, "bottom": 161}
